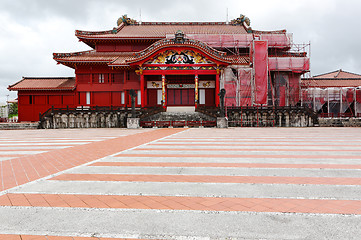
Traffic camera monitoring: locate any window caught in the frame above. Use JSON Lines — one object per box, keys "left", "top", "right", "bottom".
{"left": 137, "top": 90, "right": 141, "bottom": 105}
{"left": 121, "top": 92, "right": 125, "bottom": 105}
{"left": 157, "top": 90, "right": 162, "bottom": 105}
{"left": 29, "top": 95, "right": 33, "bottom": 104}
{"left": 86, "top": 92, "right": 91, "bottom": 105}
{"left": 98, "top": 74, "right": 104, "bottom": 83}
{"left": 199, "top": 89, "right": 205, "bottom": 104}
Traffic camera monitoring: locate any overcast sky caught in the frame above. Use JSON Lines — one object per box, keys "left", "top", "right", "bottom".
{"left": 1, "top": 0, "right": 360, "bottom": 104}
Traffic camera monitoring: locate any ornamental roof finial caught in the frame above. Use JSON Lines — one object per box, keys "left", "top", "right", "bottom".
{"left": 117, "top": 14, "right": 137, "bottom": 26}
{"left": 174, "top": 30, "right": 185, "bottom": 44}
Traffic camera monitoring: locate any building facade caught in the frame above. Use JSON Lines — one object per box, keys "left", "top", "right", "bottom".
{"left": 9, "top": 14, "right": 310, "bottom": 122}
{"left": 301, "top": 69, "right": 361, "bottom": 117}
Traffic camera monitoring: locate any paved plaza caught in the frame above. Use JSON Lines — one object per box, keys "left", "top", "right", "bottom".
{"left": 0, "top": 127, "right": 361, "bottom": 239}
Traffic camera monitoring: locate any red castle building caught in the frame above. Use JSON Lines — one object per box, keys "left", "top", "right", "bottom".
{"left": 8, "top": 15, "right": 310, "bottom": 122}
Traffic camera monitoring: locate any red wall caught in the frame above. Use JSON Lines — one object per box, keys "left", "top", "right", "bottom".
{"left": 18, "top": 91, "right": 76, "bottom": 122}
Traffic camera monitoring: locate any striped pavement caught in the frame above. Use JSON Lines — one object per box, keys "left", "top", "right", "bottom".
{"left": 0, "top": 127, "right": 361, "bottom": 239}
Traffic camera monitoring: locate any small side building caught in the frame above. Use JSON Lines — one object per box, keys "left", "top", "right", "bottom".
{"left": 301, "top": 69, "right": 361, "bottom": 117}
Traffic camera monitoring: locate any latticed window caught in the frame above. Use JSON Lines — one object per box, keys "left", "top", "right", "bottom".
{"left": 98, "top": 74, "right": 104, "bottom": 83}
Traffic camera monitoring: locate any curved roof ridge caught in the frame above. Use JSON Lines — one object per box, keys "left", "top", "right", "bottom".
{"left": 53, "top": 50, "right": 95, "bottom": 58}
{"left": 75, "top": 22, "right": 125, "bottom": 36}
{"left": 252, "top": 29, "right": 287, "bottom": 34}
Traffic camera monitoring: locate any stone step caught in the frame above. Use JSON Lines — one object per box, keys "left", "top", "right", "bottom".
{"left": 141, "top": 112, "right": 215, "bottom": 122}
{"left": 0, "top": 122, "right": 39, "bottom": 130}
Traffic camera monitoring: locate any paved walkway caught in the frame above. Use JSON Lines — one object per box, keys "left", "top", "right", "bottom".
{"left": 0, "top": 127, "right": 361, "bottom": 239}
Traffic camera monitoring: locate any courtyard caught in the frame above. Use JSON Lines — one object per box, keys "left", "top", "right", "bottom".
{"left": 0, "top": 127, "right": 361, "bottom": 239}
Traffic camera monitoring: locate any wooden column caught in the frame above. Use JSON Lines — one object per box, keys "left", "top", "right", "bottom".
{"left": 140, "top": 73, "right": 145, "bottom": 108}
{"left": 195, "top": 74, "right": 199, "bottom": 108}
{"left": 162, "top": 75, "right": 166, "bottom": 109}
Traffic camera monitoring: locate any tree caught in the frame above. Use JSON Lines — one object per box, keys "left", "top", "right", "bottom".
{"left": 9, "top": 103, "right": 18, "bottom": 117}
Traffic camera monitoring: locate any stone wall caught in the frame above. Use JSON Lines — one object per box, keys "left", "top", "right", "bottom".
{"left": 318, "top": 118, "right": 361, "bottom": 127}
{"left": 227, "top": 107, "right": 316, "bottom": 127}
{"left": 0, "top": 122, "right": 38, "bottom": 130}
{"left": 40, "top": 112, "right": 129, "bottom": 129}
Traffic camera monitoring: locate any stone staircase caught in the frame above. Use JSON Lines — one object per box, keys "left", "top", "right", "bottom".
{"left": 140, "top": 111, "right": 216, "bottom": 128}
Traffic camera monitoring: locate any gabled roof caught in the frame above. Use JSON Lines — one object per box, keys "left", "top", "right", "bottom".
{"left": 54, "top": 38, "right": 250, "bottom": 68}
{"left": 76, "top": 22, "right": 249, "bottom": 40}
{"left": 301, "top": 69, "right": 361, "bottom": 88}
{"left": 53, "top": 50, "right": 135, "bottom": 68}
{"left": 313, "top": 69, "right": 361, "bottom": 79}
{"left": 8, "top": 77, "right": 75, "bottom": 91}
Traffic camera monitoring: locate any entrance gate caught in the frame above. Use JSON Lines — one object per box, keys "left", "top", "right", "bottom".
{"left": 167, "top": 89, "right": 195, "bottom": 106}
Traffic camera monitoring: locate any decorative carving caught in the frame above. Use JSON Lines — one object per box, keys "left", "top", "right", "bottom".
{"left": 133, "top": 38, "right": 227, "bottom": 60}
{"left": 152, "top": 82, "right": 160, "bottom": 88}
{"left": 117, "top": 15, "right": 137, "bottom": 26}
{"left": 145, "top": 50, "right": 214, "bottom": 65}
{"left": 231, "top": 14, "right": 251, "bottom": 26}
{"left": 174, "top": 30, "right": 185, "bottom": 44}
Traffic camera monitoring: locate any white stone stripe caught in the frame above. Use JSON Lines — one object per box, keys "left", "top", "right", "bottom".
{"left": 0, "top": 143, "right": 87, "bottom": 146}
{"left": 151, "top": 141, "right": 361, "bottom": 146}
{"left": 121, "top": 149, "right": 361, "bottom": 156}
{"left": 0, "top": 207, "right": 359, "bottom": 238}
{"left": 11, "top": 181, "right": 361, "bottom": 200}
{"left": 103, "top": 156, "right": 361, "bottom": 165}
{"left": 162, "top": 138, "right": 361, "bottom": 141}
{"left": 0, "top": 146, "right": 68, "bottom": 150}
{"left": 140, "top": 145, "right": 361, "bottom": 150}
{"left": 67, "top": 166, "right": 361, "bottom": 178}
{"left": 0, "top": 151, "right": 46, "bottom": 155}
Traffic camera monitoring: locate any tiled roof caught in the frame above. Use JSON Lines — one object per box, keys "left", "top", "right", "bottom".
{"left": 54, "top": 40, "right": 249, "bottom": 66}
{"left": 76, "top": 22, "right": 249, "bottom": 40}
{"left": 53, "top": 50, "right": 122, "bottom": 62}
{"left": 8, "top": 78, "right": 75, "bottom": 91}
{"left": 53, "top": 50, "right": 135, "bottom": 67}
{"left": 227, "top": 55, "right": 250, "bottom": 65}
{"left": 302, "top": 69, "right": 361, "bottom": 88}
{"left": 301, "top": 79, "right": 361, "bottom": 88}
{"left": 313, "top": 69, "right": 361, "bottom": 79}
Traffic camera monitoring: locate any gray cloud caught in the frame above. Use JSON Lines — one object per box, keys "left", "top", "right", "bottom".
{"left": 0, "top": 0, "right": 360, "bottom": 104}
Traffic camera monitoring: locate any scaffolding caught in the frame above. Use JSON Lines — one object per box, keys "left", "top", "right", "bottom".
{"left": 220, "top": 34, "right": 310, "bottom": 108}
{"left": 302, "top": 87, "right": 361, "bottom": 117}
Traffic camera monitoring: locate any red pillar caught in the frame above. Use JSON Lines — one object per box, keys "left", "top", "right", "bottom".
{"left": 162, "top": 75, "right": 166, "bottom": 110}
{"left": 195, "top": 74, "right": 199, "bottom": 108}
{"left": 216, "top": 73, "right": 220, "bottom": 107}
{"left": 140, "top": 74, "right": 145, "bottom": 108}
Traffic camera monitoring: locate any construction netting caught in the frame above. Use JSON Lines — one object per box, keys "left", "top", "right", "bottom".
{"left": 268, "top": 57, "right": 310, "bottom": 73}
{"left": 223, "top": 67, "right": 302, "bottom": 108}
{"left": 253, "top": 40, "right": 268, "bottom": 105}
{"left": 177, "top": 33, "right": 292, "bottom": 49}
{"left": 223, "top": 67, "right": 253, "bottom": 106}
{"left": 302, "top": 87, "right": 361, "bottom": 117}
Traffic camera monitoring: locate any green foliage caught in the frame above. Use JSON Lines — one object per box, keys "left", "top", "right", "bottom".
{"left": 8, "top": 103, "right": 18, "bottom": 117}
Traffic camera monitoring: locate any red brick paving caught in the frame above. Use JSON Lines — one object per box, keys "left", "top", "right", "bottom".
{"left": 50, "top": 173, "right": 361, "bottom": 186}
{"left": 115, "top": 153, "right": 361, "bottom": 159}
{"left": 90, "top": 161, "right": 361, "bottom": 169}
{"left": 0, "top": 193, "right": 360, "bottom": 215}
{"left": 0, "top": 129, "right": 185, "bottom": 192}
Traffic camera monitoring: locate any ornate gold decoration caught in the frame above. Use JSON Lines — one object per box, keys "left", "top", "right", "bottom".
{"left": 117, "top": 15, "right": 137, "bottom": 26}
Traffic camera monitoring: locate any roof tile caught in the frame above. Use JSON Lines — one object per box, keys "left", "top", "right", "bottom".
{"left": 8, "top": 78, "right": 75, "bottom": 91}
